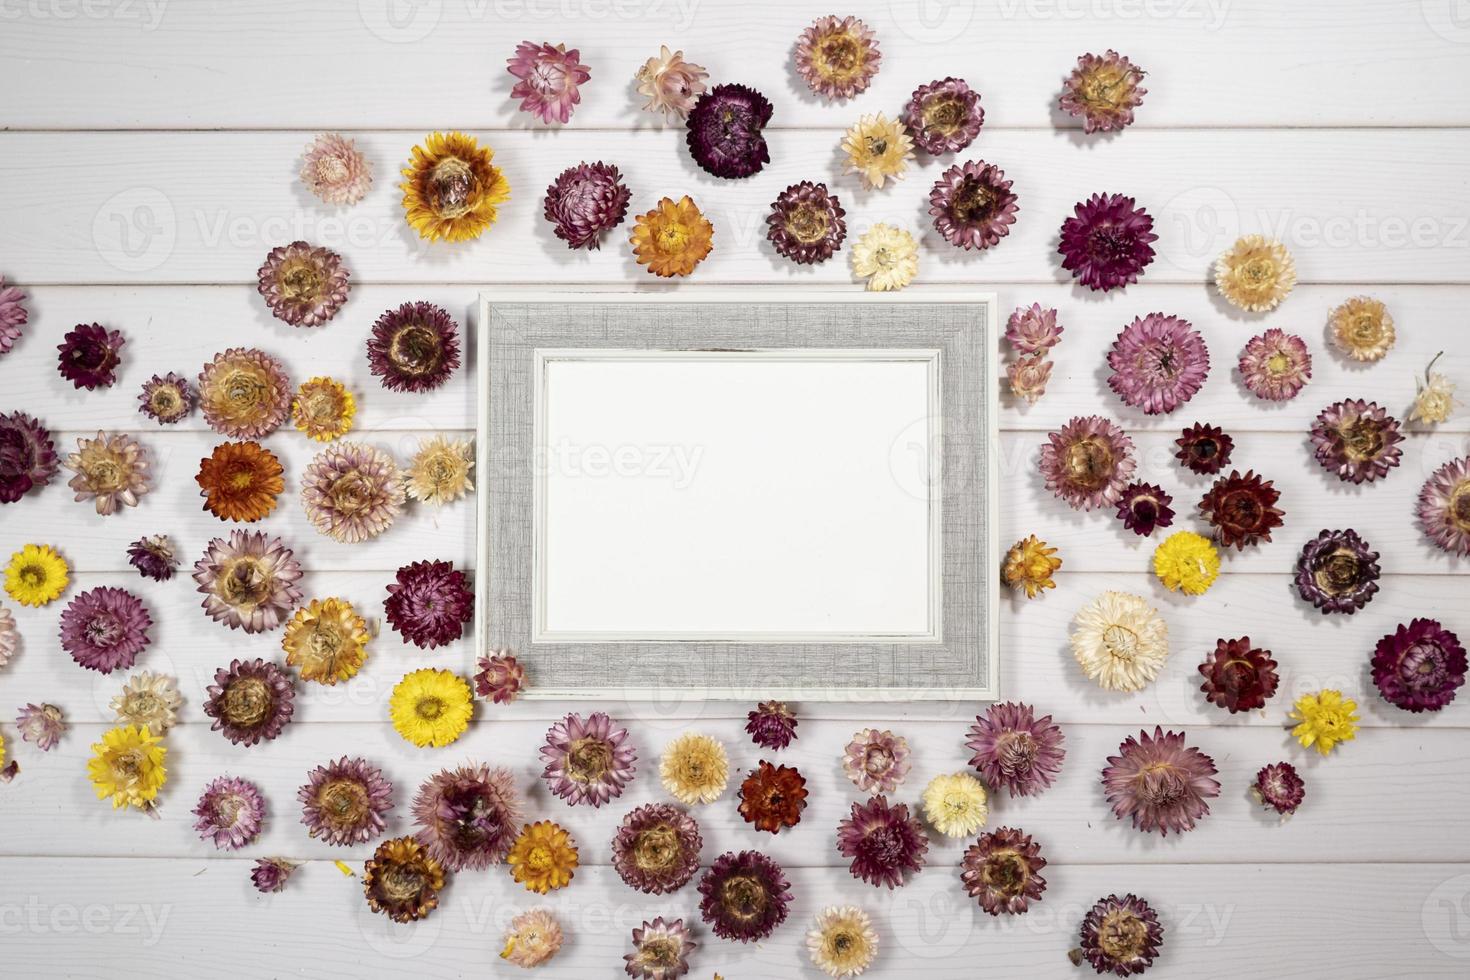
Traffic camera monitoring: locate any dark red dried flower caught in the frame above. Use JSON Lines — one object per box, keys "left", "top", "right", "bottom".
{"left": 745, "top": 700, "right": 797, "bottom": 750}
{"left": 1175, "top": 423, "right": 1234, "bottom": 475}
{"left": 57, "top": 323, "right": 125, "bottom": 390}
{"left": 737, "top": 761, "right": 808, "bottom": 834}
{"left": 685, "top": 83, "right": 772, "bottom": 179}
{"left": 0, "top": 411, "right": 58, "bottom": 504}
{"left": 1198, "top": 637, "right": 1279, "bottom": 713}
{"left": 1251, "top": 762, "right": 1305, "bottom": 817}
{"left": 366, "top": 302, "right": 461, "bottom": 393}
{"left": 1294, "top": 528, "right": 1380, "bottom": 614}
{"left": 1115, "top": 483, "right": 1174, "bottom": 537}
{"left": 696, "top": 850, "right": 791, "bottom": 942}
{"left": 1057, "top": 193, "right": 1157, "bottom": 292}
{"left": 1371, "top": 619, "right": 1467, "bottom": 713}
{"left": 384, "top": 560, "right": 473, "bottom": 649}
{"left": 1198, "top": 470, "right": 1284, "bottom": 550}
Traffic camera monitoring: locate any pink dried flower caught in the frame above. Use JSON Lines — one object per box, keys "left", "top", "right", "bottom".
{"left": 1106, "top": 313, "right": 1210, "bottom": 415}
{"left": 300, "top": 442, "right": 405, "bottom": 544}
{"left": 0, "top": 607, "right": 18, "bottom": 668}
{"left": 1075, "top": 894, "right": 1163, "bottom": 976}
{"left": 0, "top": 276, "right": 27, "bottom": 357}
{"left": 928, "top": 160, "right": 1018, "bottom": 250}
{"left": 541, "top": 711, "right": 637, "bottom": 807}
{"left": 903, "top": 77, "right": 983, "bottom": 154}
{"left": 193, "top": 775, "right": 266, "bottom": 850}
{"left": 507, "top": 41, "right": 590, "bottom": 124}
{"left": 698, "top": 850, "right": 791, "bottom": 942}
{"left": 197, "top": 347, "right": 293, "bottom": 439}
{"left": 203, "top": 658, "right": 295, "bottom": 746}
{"left": 836, "top": 795, "right": 928, "bottom": 888}
{"left": 746, "top": 700, "right": 797, "bottom": 750}
{"left": 65, "top": 431, "right": 149, "bottom": 515}
{"left": 1004, "top": 304, "right": 1063, "bottom": 355}
{"left": 961, "top": 827, "right": 1047, "bottom": 915}
{"left": 474, "top": 651, "right": 526, "bottom": 704}
{"left": 256, "top": 241, "right": 350, "bottom": 327}
{"left": 127, "top": 535, "right": 178, "bottom": 582}
{"left": 413, "top": 764, "right": 523, "bottom": 870}
{"left": 300, "top": 133, "right": 373, "bottom": 206}
{"left": 1238, "top": 329, "right": 1312, "bottom": 402}
{"left": 299, "top": 756, "right": 394, "bottom": 846}
{"left": 16, "top": 703, "right": 65, "bottom": 751}
{"left": 842, "top": 728, "right": 911, "bottom": 794}
{"left": 1039, "top": 416, "right": 1136, "bottom": 511}
{"left": 1101, "top": 727, "right": 1220, "bottom": 836}
{"left": 966, "top": 702, "right": 1066, "bottom": 799}
{"left": 1059, "top": 50, "right": 1147, "bottom": 134}
{"left": 251, "top": 858, "right": 299, "bottom": 893}
{"left": 1310, "top": 399, "right": 1404, "bottom": 484}
{"left": 1371, "top": 619, "right": 1466, "bottom": 713}
{"left": 384, "top": 560, "right": 473, "bottom": 649}
{"left": 543, "top": 161, "right": 631, "bottom": 250}
{"left": 1418, "top": 456, "right": 1470, "bottom": 556}
{"left": 1057, "top": 193, "right": 1157, "bottom": 292}
{"left": 794, "top": 15, "right": 880, "bottom": 101}
{"left": 1251, "top": 762, "right": 1305, "bottom": 817}
{"left": 634, "top": 46, "right": 707, "bottom": 120}
{"left": 59, "top": 587, "right": 151, "bottom": 674}
{"left": 192, "top": 530, "right": 304, "bottom": 633}
{"left": 1008, "top": 354, "right": 1054, "bottom": 405}
{"left": 612, "top": 802, "right": 703, "bottom": 895}
{"left": 625, "top": 916, "right": 696, "bottom": 978}
{"left": 137, "top": 372, "right": 194, "bottom": 424}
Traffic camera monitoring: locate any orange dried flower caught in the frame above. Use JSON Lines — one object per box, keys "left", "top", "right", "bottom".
{"left": 195, "top": 441, "right": 284, "bottom": 522}
{"left": 737, "top": 761, "right": 809, "bottom": 834}
{"left": 630, "top": 196, "right": 714, "bottom": 277}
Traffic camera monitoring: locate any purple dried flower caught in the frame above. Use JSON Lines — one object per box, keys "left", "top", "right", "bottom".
{"left": 766, "top": 181, "right": 846, "bottom": 265}
{"left": 474, "top": 651, "right": 526, "bottom": 704}
{"left": 203, "top": 658, "right": 295, "bottom": 746}
{"left": 966, "top": 702, "right": 1066, "bottom": 798}
{"left": 384, "top": 560, "right": 473, "bottom": 649}
{"left": 746, "top": 700, "right": 797, "bottom": 750}
{"left": 1294, "top": 529, "right": 1380, "bottom": 614}
{"left": 1418, "top": 456, "right": 1470, "bottom": 556}
{"left": 903, "top": 77, "right": 984, "bottom": 154}
{"left": 57, "top": 323, "right": 125, "bottom": 390}
{"left": 1372, "top": 619, "right": 1466, "bottom": 713}
{"left": 256, "top": 241, "right": 350, "bottom": 327}
{"left": 1102, "top": 727, "right": 1219, "bottom": 836}
{"left": 127, "top": 535, "right": 178, "bottom": 582}
{"left": 541, "top": 711, "right": 637, "bottom": 807}
{"left": 0, "top": 277, "right": 27, "bottom": 357}
{"left": 543, "top": 161, "right": 631, "bottom": 250}
{"left": 59, "top": 587, "right": 151, "bottom": 674}
{"left": 1115, "top": 483, "right": 1174, "bottom": 537}
{"left": 612, "top": 802, "right": 703, "bottom": 894}
{"left": 367, "top": 302, "right": 461, "bottom": 393}
{"left": 251, "top": 858, "right": 299, "bottom": 893}
{"left": 193, "top": 775, "right": 266, "bottom": 850}
{"left": 929, "top": 160, "right": 1018, "bottom": 250}
{"left": 625, "top": 916, "right": 696, "bottom": 979}
{"left": 836, "top": 795, "right": 928, "bottom": 888}
{"left": 697, "top": 850, "right": 791, "bottom": 941}
{"left": 1310, "top": 399, "right": 1404, "bottom": 484}
{"left": 961, "top": 827, "right": 1047, "bottom": 915}
{"left": 137, "top": 372, "right": 195, "bottom": 424}
{"left": 1106, "top": 314, "right": 1210, "bottom": 415}
{"left": 0, "top": 411, "right": 59, "bottom": 504}
{"left": 1251, "top": 762, "right": 1305, "bottom": 817}
{"left": 16, "top": 703, "right": 65, "bottom": 751}
{"left": 1075, "top": 894, "right": 1163, "bottom": 976}
{"left": 413, "top": 764, "right": 523, "bottom": 870}
{"left": 299, "top": 756, "right": 394, "bottom": 846}
{"left": 1004, "top": 304, "right": 1063, "bottom": 355}
{"left": 1058, "top": 193, "right": 1157, "bottom": 292}
{"left": 192, "top": 530, "right": 304, "bottom": 633}
{"left": 685, "top": 83, "right": 773, "bottom": 179}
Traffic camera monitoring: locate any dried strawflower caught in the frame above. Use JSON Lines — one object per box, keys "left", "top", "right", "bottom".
{"left": 630, "top": 196, "right": 714, "bottom": 277}
{"left": 1115, "top": 483, "right": 1174, "bottom": 537}
{"left": 508, "top": 820, "right": 579, "bottom": 894}
{"left": 1175, "top": 422, "right": 1234, "bottom": 475}
{"left": 251, "top": 858, "right": 299, "bottom": 893}
{"left": 300, "top": 132, "right": 372, "bottom": 205}
{"left": 1294, "top": 528, "right": 1380, "bottom": 614}
{"left": 384, "top": 560, "right": 473, "bottom": 648}
{"left": 299, "top": 756, "right": 394, "bottom": 846}
{"left": 966, "top": 702, "right": 1066, "bottom": 798}
{"left": 507, "top": 41, "right": 590, "bottom": 124}
{"left": 1328, "top": 296, "right": 1395, "bottom": 362}
{"left": 698, "top": 850, "right": 792, "bottom": 941}
{"left": 1001, "top": 535, "right": 1062, "bottom": 599}
{"left": 612, "top": 802, "right": 702, "bottom": 894}
{"left": 850, "top": 223, "right": 918, "bottom": 292}
{"left": 137, "top": 372, "right": 194, "bottom": 424}
{"left": 124, "top": 535, "right": 175, "bottom": 581}
{"left": 1106, "top": 314, "right": 1210, "bottom": 414}
{"left": 5, "top": 543, "right": 69, "bottom": 607}
{"left": 406, "top": 434, "right": 474, "bottom": 507}
{"left": 193, "top": 530, "right": 303, "bottom": 632}
{"left": 1005, "top": 304, "right": 1063, "bottom": 355}
{"left": 400, "top": 131, "right": 511, "bottom": 243}
{"left": 65, "top": 431, "right": 149, "bottom": 515}
{"left": 1418, "top": 456, "right": 1470, "bottom": 555}
{"left": 836, "top": 796, "right": 928, "bottom": 888}
{"left": 502, "top": 908, "right": 564, "bottom": 968}
{"left": 1153, "top": 530, "right": 1221, "bottom": 596}
{"left": 1008, "top": 354, "right": 1053, "bottom": 404}
{"left": 543, "top": 161, "right": 631, "bottom": 250}
{"left": 795, "top": 15, "right": 880, "bottom": 101}
{"left": 1074, "top": 894, "right": 1163, "bottom": 976}
{"left": 1411, "top": 353, "right": 1459, "bottom": 424}
{"left": 1372, "top": 619, "right": 1466, "bottom": 713}
{"left": 57, "top": 323, "right": 125, "bottom": 390}
{"left": 0, "top": 276, "right": 27, "bottom": 356}
{"left": 903, "top": 77, "right": 983, "bottom": 154}
{"left": 0, "top": 411, "right": 58, "bottom": 503}
{"left": 363, "top": 836, "right": 445, "bottom": 923}
{"left": 1058, "top": 193, "right": 1157, "bottom": 292}
{"left": 929, "top": 160, "right": 1018, "bottom": 250}
{"left": 738, "top": 761, "right": 808, "bottom": 833}
{"left": 16, "top": 702, "right": 65, "bottom": 751}
{"left": 1252, "top": 762, "right": 1305, "bottom": 817}
{"left": 746, "top": 700, "right": 797, "bottom": 750}
{"left": 1310, "top": 399, "right": 1403, "bottom": 484}
{"left": 767, "top": 181, "right": 846, "bottom": 264}
{"left": 389, "top": 668, "right": 472, "bottom": 748}
{"left": 1289, "top": 689, "right": 1359, "bottom": 756}
{"left": 1071, "top": 591, "right": 1169, "bottom": 693}
{"left": 842, "top": 729, "right": 911, "bottom": 794}
{"left": 475, "top": 651, "right": 526, "bottom": 704}
{"left": 369, "top": 301, "right": 462, "bottom": 392}
{"left": 291, "top": 377, "right": 355, "bottom": 441}
{"left": 624, "top": 917, "right": 695, "bottom": 979}
{"left": 1239, "top": 329, "right": 1312, "bottom": 401}
{"left": 60, "top": 586, "right": 151, "bottom": 674}
{"left": 1214, "top": 235, "right": 1295, "bottom": 312}
{"left": 300, "top": 442, "right": 405, "bottom": 543}
{"left": 541, "top": 711, "right": 637, "bottom": 807}
{"left": 87, "top": 725, "right": 166, "bottom": 812}
{"left": 256, "top": 241, "right": 350, "bottom": 327}
{"left": 204, "top": 658, "right": 295, "bottom": 746}
{"left": 413, "top": 764, "right": 523, "bottom": 870}
{"left": 1059, "top": 50, "right": 1146, "bottom": 133}
{"left": 660, "top": 732, "right": 729, "bottom": 805}
{"left": 197, "top": 347, "right": 292, "bottom": 438}
{"left": 807, "top": 906, "right": 878, "bottom": 978}
{"left": 840, "top": 113, "right": 914, "bottom": 189}
{"left": 1039, "top": 416, "right": 1136, "bottom": 511}
{"left": 196, "top": 441, "right": 282, "bottom": 522}
{"left": 110, "top": 671, "right": 182, "bottom": 733}
{"left": 282, "top": 597, "right": 370, "bottom": 685}
{"left": 634, "top": 46, "right": 707, "bottom": 120}
{"left": 193, "top": 775, "right": 265, "bottom": 850}
{"left": 685, "top": 83, "right": 773, "bottom": 179}
{"left": 1197, "top": 637, "right": 1279, "bottom": 713}
{"left": 921, "top": 772, "right": 988, "bottom": 838}
{"left": 961, "top": 827, "right": 1047, "bottom": 915}
{"left": 1102, "top": 727, "right": 1219, "bottom": 836}
{"left": 1199, "top": 470, "right": 1283, "bottom": 550}
{"left": 0, "top": 606, "right": 16, "bottom": 668}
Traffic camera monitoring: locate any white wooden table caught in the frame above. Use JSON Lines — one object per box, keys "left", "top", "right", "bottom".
{"left": 1, "top": 2, "right": 1467, "bottom": 976}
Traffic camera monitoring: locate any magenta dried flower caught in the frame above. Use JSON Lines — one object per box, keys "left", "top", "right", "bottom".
{"left": 203, "top": 658, "right": 295, "bottom": 746}
{"left": 384, "top": 560, "right": 473, "bottom": 649}
{"left": 966, "top": 702, "right": 1066, "bottom": 799}
{"left": 0, "top": 411, "right": 58, "bottom": 504}
{"left": 612, "top": 802, "right": 703, "bottom": 894}
{"left": 1004, "top": 304, "right": 1063, "bottom": 356}
{"left": 929, "top": 160, "right": 1018, "bottom": 250}
{"left": 59, "top": 586, "right": 151, "bottom": 674}
{"left": 541, "top": 711, "right": 637, "bottom": 807}
{"left": 193, "top": 775, "right": 266, "bottom": 850}
{"left": 0, "top": 277, "right": 27, "bottom": 357}
{"left": 543, "top": 161, "right": 631, "bottom": 250}
{"left": 767, "top": 181, "right": 846, "bottom": 265}
{"left": 1311, "top": 399, "right": 1404, "bottom": 484}
{"left": 961, "top": 826, "right": 1047, "bottom": 916}
{"left": 746, "top": 700, "right": 797, "bottom": 750}
{"left": 836, "top": 795, "right": 928, "bottom": 888}
{"left": 1115, "top": 483, "right": 1174, "bottom": 537}
{"left": 1372, "top": 619, "right": 1466, "bottom": 713}
{"left": 507, "top": 40, "right": 590, "bottom": 124}
{"left": 413, "top": 764, "right": 523, "bottom": 870}
{"left": 685, "top": 83, "right": 773, "bottom": 179}
{"left": 1058, "top": 193, "right": 1157, "bottom": 292}
{"left": 57, "top": 323, "right": 125, "bottom": 390}
{"left": 1418, "top": 456, "right": 1470, "bottom": 556}
{"left": 367, "top": 301, "right": 461, "bottom": 393}
{"left": 16, "top": 703, "right": 65, "bottom": 751}
{"left": 1059, "top": 50, "right": 1147, "bottom": 134}
{"left": 903, "top": 77, "right": 983, "bottom": 154}
{"left": 474, "top": 651, "right": 526, "bottom": 704}
{"left": 1102, "top": 727, "right": 1219, "bottom": 836}
{"left": 1239, "top": 329, "right": 1312, "bottom": 402}
{"left": 299, "top": 756, "right": 394, "bottom": 846}
{"left": 842, "top": 728, "right": 912, "bottom": 794}
{"left": 697, "top": 850, "right": 791, "bottom": 942}
{"left": 193, "top": 530, "right": 304, "bottom": 633}
{"left": 1039, "top": 415, "right": 1137, "bottom": 512}
{"left": 1251, "top": 762, "right": 1305, "bottom": 817}
{"left": 1075, "top": 894, "right": 1163, "bottom": 976}
{"left": 137, "top": 372, "right": 194, "bottom": 425}
{"left": 127, "top": 534, "right": 178, "bottom": 582}
{"left": 251, "top": 857, "right": 299, "bottom": 893}
{"left": 1106, "top": 314, "right": 1210, "bottom": 415}
{"left": 1295, "top": 529, "right": 1380, "bottom": 614}
{"left": 256, "top": 241, "right": 350, "bottom": 327}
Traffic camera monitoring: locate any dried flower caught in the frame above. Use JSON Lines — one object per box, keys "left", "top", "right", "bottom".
{"left": 698, "top": 850, "right": 792, "bottom": 940}
{"left": 110, "top": 671, "right": 181, "bottom": 733}
{"left": 87, "top": 725, "right": 166, "bottom": 812}
{"left": 746, "top": 700, "right": 797, "bottom": 750}
{"left": 685, "top": 83, "right": 773, "bottom": 178}
{"left": 507, "top": 41, "right": 589, "bottom": 124}
{"left": 0, "top": 606, "right": 17, "bottom": 668}
{"left": 251, "top": 858, "right": 299, "bottom": 893}
{"left": 57, "top": 323, "right": 125, "bottom": 389}
{"left": 1310, "top": 399, "right": 1404, "bottom": 484}
{"left": 384, "top": 560, "right": 473, "bottom": 649}
{"left": 475, "top": 651, "right": 526, "bottom": 704}
{"left": 1175, "top": 422, "right": 1234, "bottom": 475}
{"left": 1115, "top": 483, "right": 1174, "bottom": 537}
{"left": 363, "top": 836, "right": 445, "bottom": 923}
{"left": 1106, "top": 314, "right": 1210, "bottom": 415}
{"left": 1199, "top": 470, "right": 1284, "bottom": 550}
{"left": 413, "top": 764, "right": 523, "bottom": 870}
{"left": 256, "top": 241, "right": 350, "bottom": 327}
{"left": 1198, "top": 637, "right": 1279, "bottom": 713}
{"left": 193, "top": 775, "right": 265, "bottom": 850}
{"left": 1102, "top": 727, "right": 1219, "bottom": 836}
{"left": 850, "top": 223, "right": 918, "bottom": 292}
{"left": 1289, "top": 689, "right": 1359, "bottom": 755}
{"left": 508, "top": 820, "right": 579, "bottom": 894}
{"left": 1372, "top": 619, "right": 1466, "bottom": 713}
{"left": 0, "top": 411, "right": 58, "bottom": 504}
{"left": 299, "top": 756, "right": 394, "bottom": 846}
{"left": 195, "top": 441, "right": 282, "bottom": 522}
{"left": 197, "top": 347, "right": 292, "bottom": 438}
{"left": 192, "top": 530, "right": 303, "bottom": 632}
{"left": 660, "top": 732, "right": 729, "bottom": 805}
{"left": 1070, "top": 591, "right": 1169, "bottom": 692}
{"left": 966, "top": 702, "right": 1066, "bottom": 799}
{"left": 400, "top": 131, "right": 511, "bottom": 243}
{"left": 65, "top": 431, "right": 149, "bottom": 515}
{"left": 291, "top": 377, "right": 355, "bottom": 441}
{"left": 137, "top": 372, "right": 194, "bottom": 424}
{"left": 1058, "top": 193, "right": 1156, "bottom": 292}
{"left": 1008, "top": 353, "right": 1054, "bottom": 404}
{"left": 1059, "top": 50, "right": 1146, "bottom": 133}
{"left": 1005, "top": 304, "right": 1063, "bottom": 355}
{"left": 369, "top": 303, "right": 462, "bottom": 393}
{"left": 842, "top": 729, "right": 911, "bottom": 794}
{"left": 1214, "top": 235, "right": 1295, "bottom": 312}
{"left": 1251, "top": 762, "right": 1305, "bottom": 817}
{"left": 0, "top": 277, "right": 28, "bottom": 356}
{"left": 625, "top": 916, "right": 695, "bottom": 979}
{"left": 59, "top": 586, "right": 151, "bottom": 674}
{"left": 1294, "top": 528, "right": 1380, "bottom": 614}
{"left": 1153, "top": 530, "right": 1221, "bottom": 596}
{"left": 836, "top": 795, "right": 928, "bottom": 888}
{"left": 300, "top": 132, "right": 372, "bottom": 205}
{"left": 795, "top": 15, "right": 880, "bottom": 101}
{"left": 300, "top": 442, "right": 405, "bottom": 543}
{"left": 612, "top": 802, "right": 703, "bottom": 894}
{"left": 903, "top": 77, "right": 983, "bottom": 154}
{"left": 204, "top": 658, "right": 295, "bottom": 746}
{"left": 922, "top": 772, "right": 988, "bottom": 838}
{"left": 767, "top": 181, "right": 846, "bottom": 265}
{"left": 961, "top": 827, "right": 1047, "bottom": 915}
{"left": 1239, "top": 329, "right": 1312, "bottom": 401}
{"left": 543, "top": 161, "right": 631, "bottom": 250}
{"left": 929, "top": 160, "right": 1018, "bottom": 250}
{"left": 123, "top": 535, "right": 174, "bottom": 582}
{"left": 630, "top": 196, "right": 715, "bottom": 277}
{"left": 1002, "top": 535, "right": 1061, "bottom": 598}
{"left": 541, "top": 711, "right": 637, "bottom": 807}
{"left": 502, "top": 908, "right": 564, "bottom": 968}
{"left": 1074, "top": 894, "right": 1163, "bottom": 976}
{"left": 840, "top": 113, "right": 914, "bottom": 189}
{"left": 390, "top": 668, "right": 472, "bottom": 748}
{"left": 807, "top": 906, "right": 878, "bottom": 978}
{"left": 1039, "top": 416, "right": 1136, "bottom": 511}
{"left": 16, "top": 702, "right": 65, "bottom": 751}
{"left": 1328, "top": 296, "right": 1395, "bottom": 362}
{"left": 1411, "top": 353, "right": 1459, "bottom": 424}
{"left": 282, "top": 597, "right": 370, "bottom": 685}
{"left": 1418, "top": 456, "right": 1470, "bottom": 555}
{"left": 634, "top": 45, "right": 707, "bottom": 120}
{"left": 5, "top": 543, "right": 69, "bottom": 607}
{"left": 405, "top": 434, "right": 474, "bottom": 507}
{"left": 739, "top": 761, "right": 809, "bottom": 833}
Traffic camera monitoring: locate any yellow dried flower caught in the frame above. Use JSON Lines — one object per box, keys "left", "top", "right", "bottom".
{"left": 400, "top": 131, "right": 511, "bottom": 243}
{"left": 1328, "top": 296, "right": 1395, "bottom": 362}
{"left": 291, "top": 377, "right": 356, "bottom": 441}
{"left": 1153, "top": 530, "right": 1220, "bottom": 596}
{"left": 4, "top": 544, "right": 69, "bottom": 607}
{"left": 389, "top": 668, "right": 473, "bottom": 747}
{"left": 406, "top": 435, "right": 474, "bottom": 507}
{"left": 840, "top": 113, "right": 914, "bottom": 190}
{"left": 87, "top": 725, "right": 167, "bottom": 811}
{"left": 850, "top": 223, "right": 917, "bottom": 292}
{"left": 659, "top": 732, "right": 729, "bottom": 805}
{"left": 508, "top": 820, "right": 579, "bottom": 894}
{"left": 1002, "top": 535, "right": 1061, "bottom": 599}
{"left": 1289, "top": 689, "right": 1359, "bottom": 756}
{"left": 1214, "top": 235, "right": 1296, "bottom": 312}
{"left": 921, "top": 772, "right": 988, "bottom": 838}
{"left": 283, "top": 597, "right": 370, "bottom": 685}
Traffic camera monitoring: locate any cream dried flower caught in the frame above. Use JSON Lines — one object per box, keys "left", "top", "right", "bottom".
{"left": 850, "top": 223, "right": 918, "bottom": 292}
{"left": 110, "top": 671, "right": 183, "bottom": 734}
{"left": 1070, "top": 591, "right": 1169, "bottom": 692}
{"left": 501, "top": 907, "right": 563, "bottom": 968}
{"left": 406, "top": 435, "right": 474, "bottom": 507}
{"left": 1328, "top": 296, "right": 1395, "bottom": 362}
{"left": 921, "top": 772, "right": 989, "bottom": 838}
{"left": 1411, "top": 354, "right": 1458, "bottom": 424}
{"left": 659, "top": 732, "right": 729, "bottom": 805}
{"left": 634, "top": 45, "right": 708, "bottom": 120}
{"left": 65, "top": 431, "right": 150, "bottom": 516}
{"left": 840, "top": 114, "right": 914, "bottom": 190}
{"left": 807, "top": 905, "right": 879, "bottom": 978}
{"left": 1214, "top": 235, "right": 1296, "bottom": 313}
